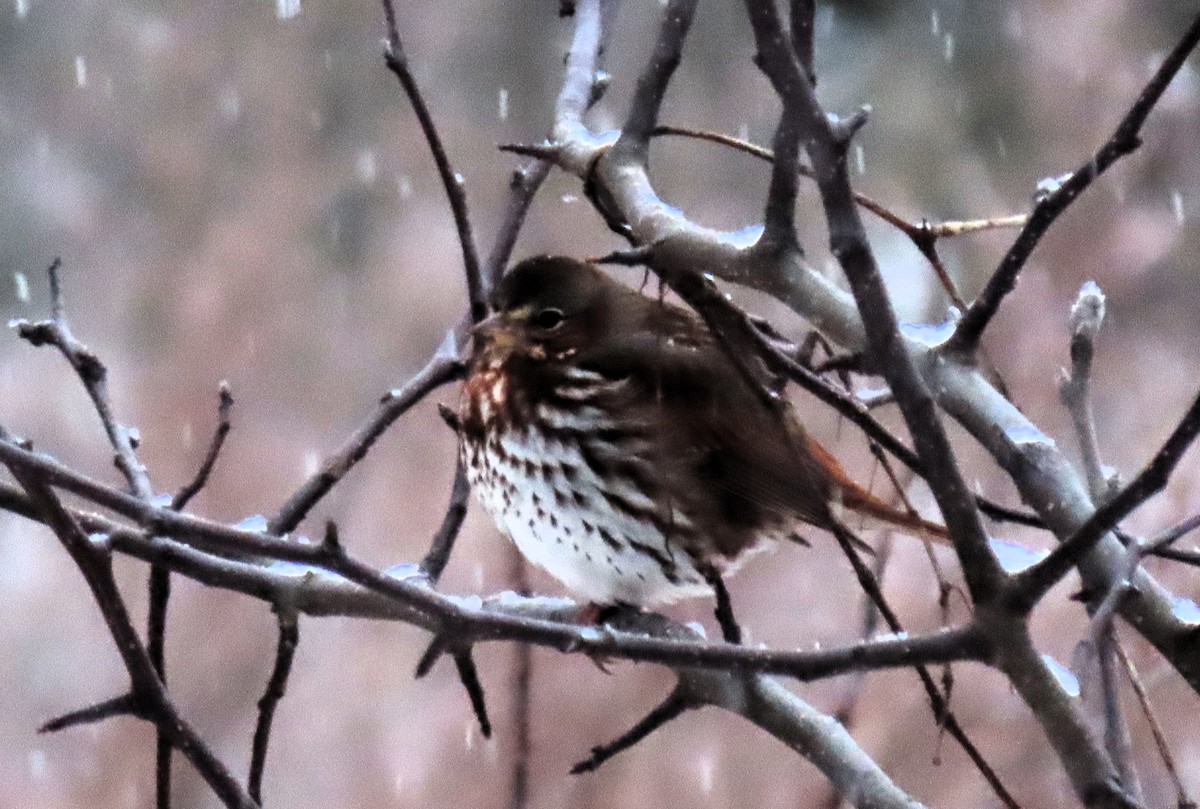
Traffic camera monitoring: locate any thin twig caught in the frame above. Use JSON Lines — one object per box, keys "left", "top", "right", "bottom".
{"left": 827, "top": 520, "right": 1019, "bottom": 809}
{"left": 570, "top": 687, "right": 693, "bottom": 774}
{"left": 1115, "top": 641, "right": 1196, "bottom": 809}
{"left": 173, "top": 382, "right": 234, "bottom": 511}
{"left": 950, "top": 13, "right": 1200, "bottom": 352}
{"left": 418, "top": 460, "right": 471, "bottom": 584}
{"left": 822, "top": 534, "right": 892, "bottom": 809}
{"left": 379, "top": 0, "right": 484, "bottom": 322}
{"left": 651, "top": 125, "right": 1026, "bottom": 249}
{"left": 249, "top": 610, "right": 299, "bottom": 805}
{"left": 268, "top": 341, "right": 463, "bottom": 536}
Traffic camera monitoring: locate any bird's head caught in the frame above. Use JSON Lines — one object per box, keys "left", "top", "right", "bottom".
{"left": 473, "top": 255, "right": 623, "bottom": 360}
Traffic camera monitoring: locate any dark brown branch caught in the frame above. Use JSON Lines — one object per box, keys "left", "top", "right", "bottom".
{"left": 379, "top": 0, "right": 484, "bottom": 323}
{"left": 149, "top": 566, "right": 173, "bottom": 809}
{"left": 949, "top": 13, "right": 1200, "bottom": 352}
{"left": 485, "top": 0, "right": 616, "bottom": 294}
{"left": 1010, "top": 388, "right": 1200, "bottom": 610}
{"left": 268, "top": 342, "right": 463, "bottom": 536}
{"left": 249, "top": 610, "right": 299, "bottom": 805}
{"left": 699, "top": 564, "right": 742, "bottom": 645}
{"left": 173, "top": 382, "right": 234, "bottom": 511}
{"left": 506, "top": 541, "right": 533, "bottom": 809}
{"left": 570, "top": 686, "right": 693, "bottom": 774}
{"left": 484, "top": 160, "right": 553, "bottom": 296}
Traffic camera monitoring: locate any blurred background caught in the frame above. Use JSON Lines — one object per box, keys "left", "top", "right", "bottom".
{"left": 1, "top": 0, "right": 1199, "bottom": 806}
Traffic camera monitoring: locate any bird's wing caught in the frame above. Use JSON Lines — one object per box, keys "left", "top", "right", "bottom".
{"left": 574, "top": 310, "right": 836, "bottom": 544}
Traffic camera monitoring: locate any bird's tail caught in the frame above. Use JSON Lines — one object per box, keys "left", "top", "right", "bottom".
{"left": 803, "top": 435, "right": 952, "bottom": 546}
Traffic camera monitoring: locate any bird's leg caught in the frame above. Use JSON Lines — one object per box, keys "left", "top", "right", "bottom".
{"left": 699, "top": 564, "right": 742, "bottom": 644}
{"left": 574, "top": 603, "right": 640, "bottom": 673}
{"left": 574, "top": 602, "right": 606, "bottom": 625}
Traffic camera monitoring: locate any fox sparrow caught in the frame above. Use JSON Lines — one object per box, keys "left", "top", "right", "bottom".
{"left": 458, "top": 255, "right": 945, "bottom": 608}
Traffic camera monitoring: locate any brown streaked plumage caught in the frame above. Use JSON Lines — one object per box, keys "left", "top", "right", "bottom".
{"left": 458, "top": 255, "right": 945, "bottom": 607}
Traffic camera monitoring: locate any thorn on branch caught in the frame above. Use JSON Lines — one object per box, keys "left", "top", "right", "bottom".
{"left": 417, "top": 460, "right": 471, "bottom": 583}
{"left": 830, "top": 104, "right": 872, "bottom": 146}
{"left": 453, "top": 649, "right": 492, "bottom": 738}
{"left": 40, "top": 692, "right": 144, "bottom": 734}
{"left": 322, "top": 521, "right": 344, "bottom": 558}
{"left": 414, "top": 634, "right": 449, "bottom": 679}
{"left": 499, "top": 142, "right": 564, "bottom": 162}
{"left": 588, "top": 246, "right": 655, "bottom": 267}
{"left": 437, "top": 403, "right": 461, "bottom": 433}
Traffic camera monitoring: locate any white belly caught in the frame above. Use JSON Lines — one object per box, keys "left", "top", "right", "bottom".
{"left": 462, "top": 394, "right": 711, "bottom": 607}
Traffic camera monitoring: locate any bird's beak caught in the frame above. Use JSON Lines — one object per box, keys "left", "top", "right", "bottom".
{"left": 472, "top": 311, "right": 503, "bottom": 338}
{"left": 471, "top": 311, "right": 514, "bottom": 348}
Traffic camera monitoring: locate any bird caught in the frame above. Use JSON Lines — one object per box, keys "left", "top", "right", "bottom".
{"left": 457, "top": 255, "right": 947, "bottom": 610}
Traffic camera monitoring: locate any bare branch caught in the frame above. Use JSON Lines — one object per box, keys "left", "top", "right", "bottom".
{"left": 14, "top": 261, "right": 176, "bottom": 805}
{"left": 1060, "top": 282, "right": 1116, "bottom": 502}
{"left": 418, "top": 460, "right": 471, "bottom": 584}
{"left": 13, "top": 259, "right": 152, "bottom": 499}
{"left": 268, "top": 339, "right": 463, "bottom": 536}
{"left": 249, "top": 610, "right": 299, "bottom": 805}
{"left": 788, "top": 0, "right": 815, "bottom": 84}
{"left": 610, "top": 0, "right": 697, "bottom": 159}
{"left": 570, "top": 686, "right": 693, "bottom": 774}
{"left": 743, "top": 0, "right": 1005, "bottom": 605}
{"left": 4, "top": 443, "right": 255, "bottom": 809}
{"left": 379, "top": 0, "right": 484, "bottom": 322}
{"left": 950, "top": 13, "right": 1200, "bottom": 352}
{"left": 173, "top": 381, "right": 234, "bottom": 511}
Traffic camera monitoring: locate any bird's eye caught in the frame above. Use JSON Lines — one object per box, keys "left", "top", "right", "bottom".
{"left": 532, "top": 307, "right": 565, "bottom": 330}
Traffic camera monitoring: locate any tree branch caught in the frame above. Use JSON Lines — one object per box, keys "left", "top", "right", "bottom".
{"left": 949, "top": 13, "right": 1200, "bottom": 352}
{"left": 379, "top": 0, "right": 484, "bottom": 323}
